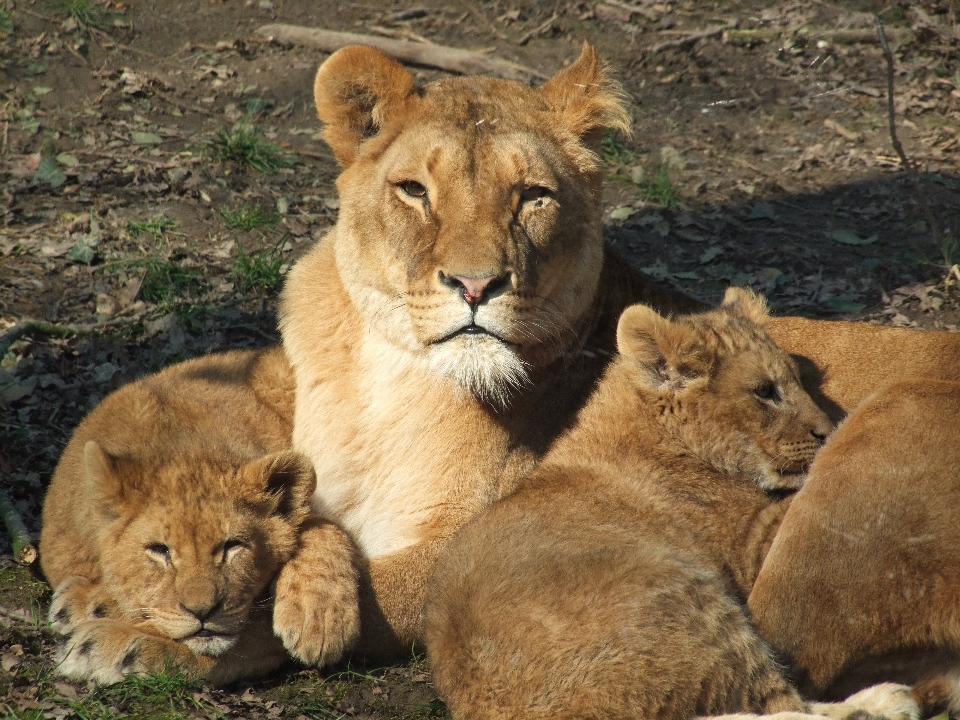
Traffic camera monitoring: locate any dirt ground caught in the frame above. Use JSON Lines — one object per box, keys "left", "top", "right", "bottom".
{"left": 1, "top": 0, "right": 959, "bottom": 717}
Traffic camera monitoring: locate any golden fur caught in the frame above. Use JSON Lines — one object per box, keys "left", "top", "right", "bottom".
{"left": 278, "top": 42, "right": 697, "bottom": 657}
{"left": 749, "top": 378, "right": 960, "bottom": 712}
{"left": 423, "top": 289, "right": 917, "bottom": 720}
{"left": 39, "top": 348, "right": 360, "bottom": 685}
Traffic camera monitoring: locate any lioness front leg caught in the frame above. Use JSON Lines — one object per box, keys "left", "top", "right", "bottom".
{"left": 273, "top": 516, "right": 361, "bottom": 666}
{"left": 56, "top": 619, "right": 214, "bottom": 684}
{"left": 352, "top": 538, "right": 448, "bottom": 661}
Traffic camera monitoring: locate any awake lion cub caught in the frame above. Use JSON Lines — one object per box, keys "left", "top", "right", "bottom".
{"left": 40, "top": 348, "right": 360, "bottom": 685}
{"left": 424, "top": 289, "right": 917, "bottom": 720}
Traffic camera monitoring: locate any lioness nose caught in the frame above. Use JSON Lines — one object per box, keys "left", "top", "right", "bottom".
{"left": 443, "top": 273, "right": 509, "bottom": 306}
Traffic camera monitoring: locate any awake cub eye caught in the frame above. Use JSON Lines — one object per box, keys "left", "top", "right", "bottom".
{"left": 520, "top": 185, "right": 553, "bottom": 209}
{"left": 397, "top": 180, "right": 427, "bottom": 199}
{"left": 754, "top": 382, "right": 782, "bottom": 403}
{"left": 145, "top": 543, "right": 171, "bottom": 564}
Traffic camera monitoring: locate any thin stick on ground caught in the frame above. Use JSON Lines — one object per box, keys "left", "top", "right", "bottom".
{"left": 0, "top": 488, "right": 37, "bottom": 566}
{"left": 876, "top": 17, "right": 944, "bottom": 258}
{"left": 254, "top": 24, "right": 546, "bottom": 81}
{"left": 647, "top": 21, "right": 737, "bottom": 54}
{"left": 0, "top": 312, "right": 146, "bottom": 359}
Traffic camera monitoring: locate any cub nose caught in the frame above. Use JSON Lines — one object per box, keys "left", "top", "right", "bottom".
{"left": 440, "top": 273, "right": 510, "bottom": 307}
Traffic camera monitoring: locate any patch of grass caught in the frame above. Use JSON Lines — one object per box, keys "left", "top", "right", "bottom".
{"left": 640, "top": 166, "right": 679, "bottom": 208}
{"left": 600, "top": 128, "right": 637, "bottom": 166}
{"left": 56, "top": 0, "right": 119, "bottom": 30}
{"left": 127, "top": 214, "right": 177, "bottom": 243}
{"left": 0, "top": 9, "right": 13, "bottom": 34}
{"left": 231, "top": 238, "right": 286, "bottom": 292}
{"left": 205, "top": 121, "right": 297, "bottom": 174}
{"left": 132, "top": 257, "right": 204, "bottom": 307}
{"left": 220, "top": 203, "right": 279, "bottom": 231}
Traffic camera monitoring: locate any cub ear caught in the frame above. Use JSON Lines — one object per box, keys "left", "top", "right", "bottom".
{"left": 82, "top": 440, "right": 139, "bottom": 516}
{"left": 721, "top": 286, "right": 770, "bottom": 325}
{"left": 314, "top": 45, "right": 418, "bottom": 167}
{"left": 617, "top": 304, "right": 709, "bottom": 389}
{"left": 239, "top": 451, "right": 317, "bottom": 519}
{"left": 539, "top": 42, "right": 631, "bottom": 150}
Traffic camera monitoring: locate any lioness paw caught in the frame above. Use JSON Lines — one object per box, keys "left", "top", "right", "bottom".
{"left": 812, "top": 684, "right": 920, "bottom": 720}
{"left": 55, "top": 619, "right": 212, "bottom": 684}
{"left": 273, "top": 522, "right": 361, "bottom": 666}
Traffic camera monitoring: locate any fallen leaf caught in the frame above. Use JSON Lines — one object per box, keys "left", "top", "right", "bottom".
{"left": 747, "top": 203, "right": 776, "bottom": 220}
{"left": 56, "top": 153, "right": 80, "bottom": 168}
{"left": 609, "top": 205, "right": 638, "bottom": 221}
{"left": 131, "top": 131, "right": 163, "bottom": 145}
{"left": 699, "top": 246, "right": 723, "bottom": 263}
{"left": 34, "top": 157, "right": 67, "bottom": 188}
{"left": 830, "top": 228, "right": 878, "bottom": 245}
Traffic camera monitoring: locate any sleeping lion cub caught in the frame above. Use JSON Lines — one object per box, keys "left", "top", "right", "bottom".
{"left": 39, "top": 348, "right": 359, "bottom": 685}
{"left": 424, "top": 288, "right": 917, "bottom": 720}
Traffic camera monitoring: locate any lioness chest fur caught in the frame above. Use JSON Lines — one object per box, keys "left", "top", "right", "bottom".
{"left": 279, "top": 42, "right": 696, "bottom": 654}
{"left": 424, "top": 289, "right": 918, "bottom": 720}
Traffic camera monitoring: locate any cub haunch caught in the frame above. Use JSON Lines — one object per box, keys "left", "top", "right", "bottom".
{"left": 424, "top": 288, "right": 916, "bottom": 720}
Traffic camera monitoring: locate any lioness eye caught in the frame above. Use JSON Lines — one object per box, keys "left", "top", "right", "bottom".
{"left": 520, "top": 185, "right": 553, "bottom": 209}
{"left": 145, "top": 543, "right": 171, "bottom": 563}
{"left": 754, "top": 383, "right": 781, "bottom": 403}
{"left": 397, "top": 180, "right": 427, "bottom": 199}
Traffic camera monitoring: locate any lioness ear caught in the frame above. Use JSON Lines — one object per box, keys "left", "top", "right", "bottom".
{"left": 240, "top": 451, "right": 317, "bottom": 519}
{"left": 721, "top": 286, "right": 770, "bottom": 326}
{"left": 539, "top": 42, "right": 631, "bottom": 151}
{"left": 617, "top": 304, "right": 709, "bottom": 389}
{"left": 314, "top": 45, "right": 417, "bottom": 167}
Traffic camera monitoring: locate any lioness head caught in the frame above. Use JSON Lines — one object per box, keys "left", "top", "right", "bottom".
{"left": 616, "top": 287, "right": 834, "bottom": 490}
{"left": 303, "top": 43, "right": 628, "bottom": 405}
{"left": 82, "top": 442, "right": 315, "bottom": 657}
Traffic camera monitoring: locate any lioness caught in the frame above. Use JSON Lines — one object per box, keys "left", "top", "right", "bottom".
{"left": 39, "top": 348, "right": 359, "bottom": 685}
{"left": 279, "top": 42, "right": 699, "bottom": 656}
{"left": 423, "top": 288, "right": 917, "bottom": 720}
{"left": 749, "top": 378, "right": 960, "bottom": 711}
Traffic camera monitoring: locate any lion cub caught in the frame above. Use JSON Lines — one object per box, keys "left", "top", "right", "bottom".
{"left": 40, "top": 348, "right": 359, "bottom": 685}
{"left": 424, "top": 288, "right": 917, "bottom": 720}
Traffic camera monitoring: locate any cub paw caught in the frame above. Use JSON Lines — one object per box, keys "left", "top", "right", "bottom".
{"left": 813, "top": 683, "right": 920, "bottom": 720}
{"left": 55, "top": 619, "right": 212, "bottom": 684}
{"left": 272, "top": 522, "right": 361, "bottom": 667}
{"left": 49, "top": 577, "right": 113, "bottom": 635}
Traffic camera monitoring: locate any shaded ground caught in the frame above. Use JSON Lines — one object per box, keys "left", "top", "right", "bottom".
{"left": 1, "top": 0, "right": 959, "bottom": 717}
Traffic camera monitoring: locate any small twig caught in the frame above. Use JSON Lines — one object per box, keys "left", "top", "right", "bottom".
{"left": 455, "top": 0, "right": 507, "bottom": 40}
{"left": 647, "top": 21, "right": 737, "bottom": 54}
{"left": 0, "top": 488, "right": 36, "bottom": 566}
{"left": 0, "top": 313, "right": 146, "bottom": 358}
{"left": 876, "top": 17, "right": 944, "bottom": 257}
{"left": 602, "top": 0, "right": 659, "bottom": 22}
{"left": 518, "top": 12, "right": 558, "bottom": 46}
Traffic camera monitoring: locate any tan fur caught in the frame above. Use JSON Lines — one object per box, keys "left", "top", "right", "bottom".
{"left": 424, "top": 289, "right": 917, "bottom": 720}
{"left": 39, "top": 348, "right": 360, "bottom": 685}
{"left": 748, "top": 379, "right": 960, "bottom": 712}
{"left": 279, "top": 42, "right": 697, "bottom": 658}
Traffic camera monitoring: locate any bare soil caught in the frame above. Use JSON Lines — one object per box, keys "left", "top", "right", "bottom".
{"left": 1, "top": 0, "right": 959, "bottom": 717}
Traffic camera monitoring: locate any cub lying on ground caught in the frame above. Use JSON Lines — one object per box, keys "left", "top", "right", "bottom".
{"left": 424, "top": 288, "right": 917, "bottom": 720}
{"left": 750, "top": 378, "right": 960, "bottom": 711}
{"left": 39, "top": 348, "right": 359, "bottom": 685}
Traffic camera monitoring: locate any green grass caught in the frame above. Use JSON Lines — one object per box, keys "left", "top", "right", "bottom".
{"left": 220, "top": 203, "right": 279, "bottom": 231}
{"left": 129, "top": 256, "right": 203, "bottom": 307}
{"left": 61, "top": 666, "right": 215, "bottom": 720}
{"left": 0, "top": 9, "right": 13, "bottom": 34}
{"left": 640, "top": 166, "right": 679, "bottom": 208}
{"left": 205, "top": 122, "right": 297, "bottom": 174}
{"left": 600, "top": 128, "right": 637, "bottom": 166}
{"left": 56, "top": 0, "right": 119, "bottom": 30}
{"left": 127, "top": 215, "right": 177, "bottom": 243}
{"left": 231, "top": 239, "right": 286, "bottom": 292}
